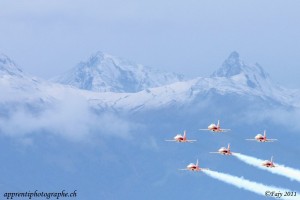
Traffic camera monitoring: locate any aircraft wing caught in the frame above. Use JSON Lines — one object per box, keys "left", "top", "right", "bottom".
{"left": 178, "top": 168, "right": 188, "bottom": 171}
{"left": 266, "top": 139, "right": 278, "bottom": 142}
{"left": 186, "top": 140, "right": 197, "bottom": 143}
{"left": 165, "top": 140, "right": 176, "bottom": 142}
{"left": 220, "top": 129, "right": 231, "bottom": 132}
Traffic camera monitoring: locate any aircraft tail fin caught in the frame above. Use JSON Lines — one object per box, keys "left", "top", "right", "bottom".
{"left": 264, "top": 130, "right": 266, "bottom": 139}
{"left": 228, "top": 143, "right": 230, "bottom": 150}
{"left": 217, "top": 120, "right": 220, "bottom": 128}
{"left": 196, "top": 159, "right": 199, "bottom": 167}
{"left": 271, "top": 156, "right": 273, "bottom": 163}
{"left": 183, "top": 130, "right": 187, "bottom": 139}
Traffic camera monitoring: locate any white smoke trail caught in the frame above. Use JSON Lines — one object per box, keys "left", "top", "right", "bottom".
{"left": 233, "top": 153, "right": 300, "bottom": 182}
{"left": 203, "top": 170, "right": 300, "bottom": 200}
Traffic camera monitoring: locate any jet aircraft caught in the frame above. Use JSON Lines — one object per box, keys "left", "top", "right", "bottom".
{"left": 165, "top": 130, "right": 196, "bottom": 143}
{"left": 210, "top": 144, "right": 232, "bottom": 155}
{"left": 199, "top": 120, "right": 230, "bottom": 133}
{"left": 246, "top": 130, "right": 278, "bottom": 142}
{"left": 179, "top": 159, "right": 209, "bottom": 171}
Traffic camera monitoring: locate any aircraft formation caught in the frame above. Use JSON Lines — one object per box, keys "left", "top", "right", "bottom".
{"left": 165, "top": 120, "right": 278, "bottom": 171}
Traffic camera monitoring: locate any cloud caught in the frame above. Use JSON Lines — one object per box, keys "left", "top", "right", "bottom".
{"left": 237, "top": 106, "right": 300, "bottom": 132}
{"left": 267, "top": 108, "right": 300, "bottom": 131}
{"left": 0, "top": 90, "right": 136, "bottom": 142}
{"left": 203, "top": 170, "right": 300, "bottom": 200}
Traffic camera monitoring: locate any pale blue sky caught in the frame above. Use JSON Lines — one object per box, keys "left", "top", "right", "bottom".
{"left": 1, "top": 0, "right": 300, "bottom": 88}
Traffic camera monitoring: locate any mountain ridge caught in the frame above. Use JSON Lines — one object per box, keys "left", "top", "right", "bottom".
{"left": 211, "top": 51, "right": 269, "bottom": 79}
{"left": 1, "top": 51, "right": 299, "bottom": 111}
{"left": 0, "top": 53, "right": 24, "bottom": 77}
{"left": 51, "top": 51, "right": 184, "bottom": 93}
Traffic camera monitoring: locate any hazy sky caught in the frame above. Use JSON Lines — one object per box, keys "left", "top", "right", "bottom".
{"left": 1, "top": 0, "right": 300, "bottom": 88}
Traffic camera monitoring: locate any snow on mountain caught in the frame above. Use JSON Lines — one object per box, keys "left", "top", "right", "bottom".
{"left": 1, "top": 51, "right": 300, "bottom": 113}
{"left": 51, "top": 51, "right": 184, "bottom": 93}
{"left": 0, "top": 53, "right": 86, "bottom": 104}
{"left": 211, "top": 51, "right": 267, "bottom": 78}
{"left": 0, "top": 53, "right": 24, "bottom": 77}
{"left": 84, "top": 52, "right": 300, "bottom": 111}
{"left": 211, "top": 51, "right": 275, "bottom": 94}
{"left": 208, "top": 51, "right": 297, "bottom": 106}
{"left": 0, "top": 53, "right": 46, "bottom": 102}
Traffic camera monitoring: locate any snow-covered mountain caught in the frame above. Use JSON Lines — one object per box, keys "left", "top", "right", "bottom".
{"left": 0, "top": 53, "right": 45, "bottom": 102}
{"left": 205, "top": 51, "right": 297, "bottom": 106}
{"left": 84, "top": 52, "right": 300, "bottom": 111}
{"left": 51, "top": 51, "right": 184, "bottom": 93}
{"left": 211, "top": 51, "right": 275, "bottom": 94}
{"left": 1, "top": 51, "right": 299, "bottom": 112}
{"left": 0, "top": 53, "right": 24, "bottom": 77}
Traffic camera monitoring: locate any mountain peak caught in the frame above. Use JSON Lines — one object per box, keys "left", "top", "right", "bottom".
{"left": 52, "top": 51, "right": 184, "bottom": 92}
{"left": 89, "top": 51, "right": 111, "bottom": 61}
{"left": 228, "top": 51, "right": 240, "bottom": 60}
{"left": 210, "top": 52, "right": 271, "bottom": 89}
{"left": 81, "top": 51, "right": 108, "bottom": 68}
{"left": 0, "top": 53, "right": 23, "bottom": 76}
{"left": 0, "top": 53, "right": 16, "bottom": 68}
{"left": 211, "top": 51, "right": 269, "bottom": 78}
{"left": 211, "top": 51, "right": 244, "bottom": 78}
